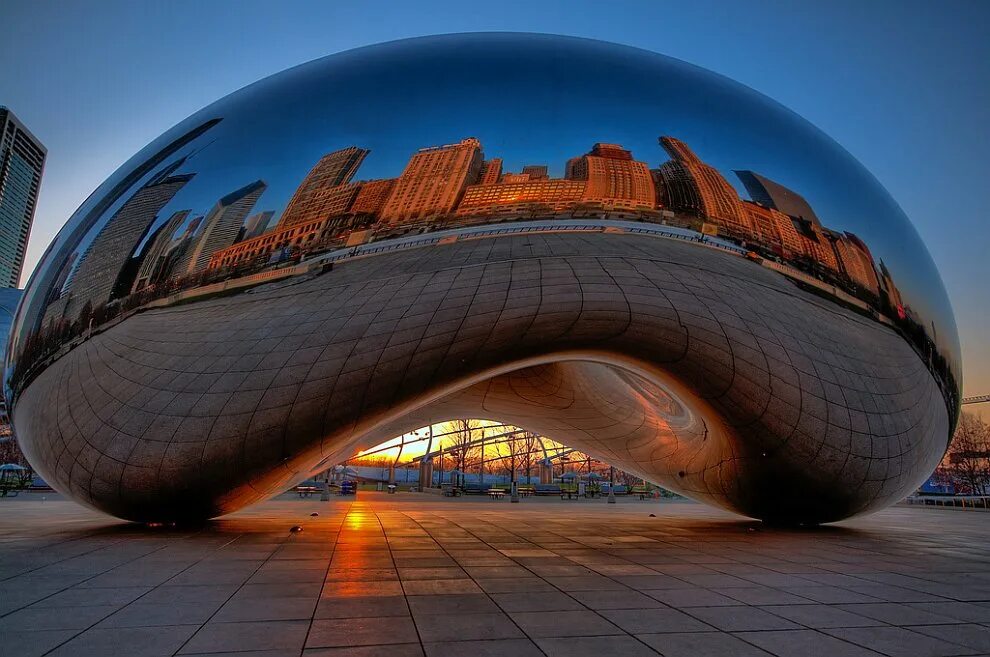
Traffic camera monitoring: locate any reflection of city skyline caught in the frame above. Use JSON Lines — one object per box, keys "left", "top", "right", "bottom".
{"left": 195, "top": 133, "right": 898, "bottom": 310}
{"left": 37, "top": 131, "right": 911, "bottom": 328}
{"left": 21, "top": 129, "right": 948, "bottom": 406}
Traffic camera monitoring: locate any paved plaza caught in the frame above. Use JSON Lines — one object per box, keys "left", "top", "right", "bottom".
{"left": 2, "top": 493, "right": 990, "bottom": 656}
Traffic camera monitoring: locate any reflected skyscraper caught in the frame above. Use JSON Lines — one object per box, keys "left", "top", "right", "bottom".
{"left": 736, "top": 170, "right": 822, "bottom": 227}
{"left": 277, "top": 147, "right": 368, "bottom": 229}
{"left": 0, "top": 107, "right": 46, "bottom": 288}
{"left": 60, "top": 164, "right": 194, "bottom": 321}
{"left": 658, "top": 136, "right": 751, "bottom": 237}
{"left": 381, "top": 138, "right": 483, "bottom": 224}
{"left": 178, "top": 180, "right": 266, "bottom": 276}
{"left": 131, "top": 209, "right": 191, "bottom": 293}
{"left": 567, "top": 143, "right": 656, "bottom": 211}
{"left": 243, "top": 210, "right": 275, "bottom": 240}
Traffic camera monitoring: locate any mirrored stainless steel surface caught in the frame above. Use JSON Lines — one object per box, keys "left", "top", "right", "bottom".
{"left": 5, "top": 34, "right": 961, "bottom": 523}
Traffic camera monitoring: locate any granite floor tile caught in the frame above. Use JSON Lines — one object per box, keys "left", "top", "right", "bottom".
{"left": 637, "top": 631, "right": 773, "bottom": 657}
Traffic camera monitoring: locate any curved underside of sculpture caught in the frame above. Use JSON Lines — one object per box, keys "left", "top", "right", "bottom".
{"left": 13, "top": 232, "right": 948, "bottom": 523}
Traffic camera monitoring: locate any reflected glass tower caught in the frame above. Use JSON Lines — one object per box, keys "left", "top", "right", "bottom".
{"left": 4, "top": 35, "right": 961, "bottom": 525}
{"left": 0, "top": 107, "right": 45, "bottom": 288}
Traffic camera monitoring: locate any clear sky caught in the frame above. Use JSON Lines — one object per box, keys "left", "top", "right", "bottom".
{"left": 1, "top": 0, "right": 988, "bottom": 407}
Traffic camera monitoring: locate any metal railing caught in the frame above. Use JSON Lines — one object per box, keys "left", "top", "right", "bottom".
{"left": 904, "top": 495, "right": 990, "bottom": 511}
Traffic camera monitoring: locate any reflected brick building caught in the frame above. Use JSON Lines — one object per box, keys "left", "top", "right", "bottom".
{"left": 830, "top": 231, "right": 881, "bottom": 296}
{"left": 277, "top": 147, "right": 368, "bottom": 229}
{"left": 349, "top": 178, "right": 396, "bottom": 217}
{"left": 566, "top": 143, "right": 656, "bottom": 210}
{"left": 457, "top": 176, "right": 586, "bottom": 217}
{"left": 380, "top": 138, "right": 483, "bottom": 224}
{"left": 658, "top": 136, "right": 752, "bottom": 237}
{"left": 479, "top": 158, "right": 502, "bottom": 185}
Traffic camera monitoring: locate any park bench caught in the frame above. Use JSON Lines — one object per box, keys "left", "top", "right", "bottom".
{"left": 295, "top": 485, "right": 320, "bottom": 498}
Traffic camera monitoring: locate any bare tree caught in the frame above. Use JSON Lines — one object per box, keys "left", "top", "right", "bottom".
{"left": 936, "top": 413, "right": 990, "bottom": 494}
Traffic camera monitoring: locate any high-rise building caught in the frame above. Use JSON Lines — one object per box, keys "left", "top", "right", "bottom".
{"left": 566, "top": 143, "right": 656, "bottom": 211}
{"left": 658, "top": 137, "right": 751, "bottom": 237}
{"left": 179, "top": 179, "right": 266, "bottom": 276}
{"left": 349, "top": 178, "right": 396, "bottom": 217}
{"left": 243, "top": 210, "right": 276, "bottom": 240}
{"left": 735, "top": 170, "right": 821, "bottom": 227}
{"left": 0, "top": 286, "right": 22, "bottom": 429}
{"left": 380, "top": 138, "right": 483, "bottom": 224}
{"left": 521, "top": 165, "right": 549, "bottom": 180}
{"left": 829, "top": 231, "right": 880, "bottom": 296}
{"left": 277, "top": 147, "right": 368, "bottom": 228}
{"left": 62, "top": 165, "right": 193, "bottom": 321}
{"left": 742, "top": 200, "right": 804, "bottom": 257}
{"left": 131, "top": 209, "right": 190, "bottom": 292}
{"left": 0, "top": 107, "right": 46, "bottom": 288}
{"left": 479, "top": 159, "right": 503, "bottom": 185}
{"left": 16, "top": 119, "right": 221, "bottom": 344}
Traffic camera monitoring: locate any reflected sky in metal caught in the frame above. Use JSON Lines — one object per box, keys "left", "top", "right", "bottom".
{"left": 3, "top": 34, "right": 962, "bottom": 522}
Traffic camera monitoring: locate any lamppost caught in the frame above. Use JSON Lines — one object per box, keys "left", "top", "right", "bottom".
{"left": 608, "top": 465, "right": 616, "bottom": 504}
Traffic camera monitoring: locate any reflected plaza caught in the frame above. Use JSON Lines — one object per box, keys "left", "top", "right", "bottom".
{"left": 2, "top": 34, "right": 984, "bottom": 657}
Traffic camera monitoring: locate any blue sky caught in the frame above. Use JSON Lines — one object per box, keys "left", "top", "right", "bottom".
{"left": 1, "top": 0, "right": 987, "bottom": 403}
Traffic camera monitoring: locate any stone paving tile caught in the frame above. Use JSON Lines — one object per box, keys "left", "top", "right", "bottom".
{"left": 735, "top": 629, "right": 885, "bottom": 656}
{"left": 911, "top": 624, "right": 990, "bottom": 652}
{"left": 0, "top": 604, "right": 119, "bottom": 631}
{"left": 683, "top": 605, "right": 803, "bottom": 631}
{"left": 213, "top": 596, "right": 318, "bottom": 622}
{"left": 0, "top": 630, "right": 78, "bottom": 657}
{"left": 598, "top": 607, "right": 715, "bottom": 633}
{"left": 760, "top": 603, "right": 887, "bottom": 628}
{"left": 536, "top": 635, "right": 662, "bottom": 657}
{"left": 836, "top": 602, "right": 963, "bottom": 625}
{"left": 637, "top": 631, "right": 774, "bottom": 656}
{"left": 179, "top": 620, "right": 311, "bottom": 654}
{"left": 413, "top": 611, "right": 524, "bottom": 642}
{"left": 644, "top": 587, "right": 744, "bottom": 607}
{"left": 823, "top": 626, "right": 981, "bottom": 657}
{"left": 99, "top": 601, "right": 225, "bottom": 627}
{"left": 306, "top": 617, "right": 419, "bottom": 648}
{"left": 4, "top": 495, "right": 990, "bottom": 656}
{"left": 491, "top": 590, "right": 585, "bottom": 612}
{"left": 509, "top": 609, "right": 625, "bottom": 637}
{"left": 422, "top": 638, "right": 543, "bottom": 657}
{"left": 50, "top": 625, "right": 200, "bottom": 657}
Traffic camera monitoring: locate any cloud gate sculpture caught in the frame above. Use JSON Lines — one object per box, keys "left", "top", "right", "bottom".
{"left": 6, "top": 34, "right": 960, "bottom": 524}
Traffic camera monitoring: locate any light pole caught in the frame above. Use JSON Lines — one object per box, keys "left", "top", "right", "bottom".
{"left": 608, "top": 465, "right": 616, "bottom": 504}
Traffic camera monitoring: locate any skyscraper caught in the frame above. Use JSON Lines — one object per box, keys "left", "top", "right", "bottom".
{"left": 658, "top": 136, "right": 751, "bottom": 237}
{"left": 735, "top": 170, "right": 822, "bottom": 227}
{"left": 243, "top": 210, "right": 276, "bottom": 240}
{"left": 521, "top": 165, "right": 549, "bottom": 180}
{"left": 0, "top": 107, "right": 46, "bottom": 288}
{"left": 566, "top": 143, "right": 656, "bottom": 210}
{"left": 61, "top": 165, "right": 193, "bottom": 321}
{"left": 179, "top": 180, "right": 267, "bottom": 276}
{"left": 380, "top": 138, "right": 483, "bottom": 224}
{"left": 349, "top": 179, "right": 397, "bottom": 217}
{"left": 131, "top": 209, "right": 191, "bottom": 293}
{"left": 479, "top": 159, "right": 503, "bottom": 185}
{"left": 276, "top": 147, "right": 368, "bottom": 228}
